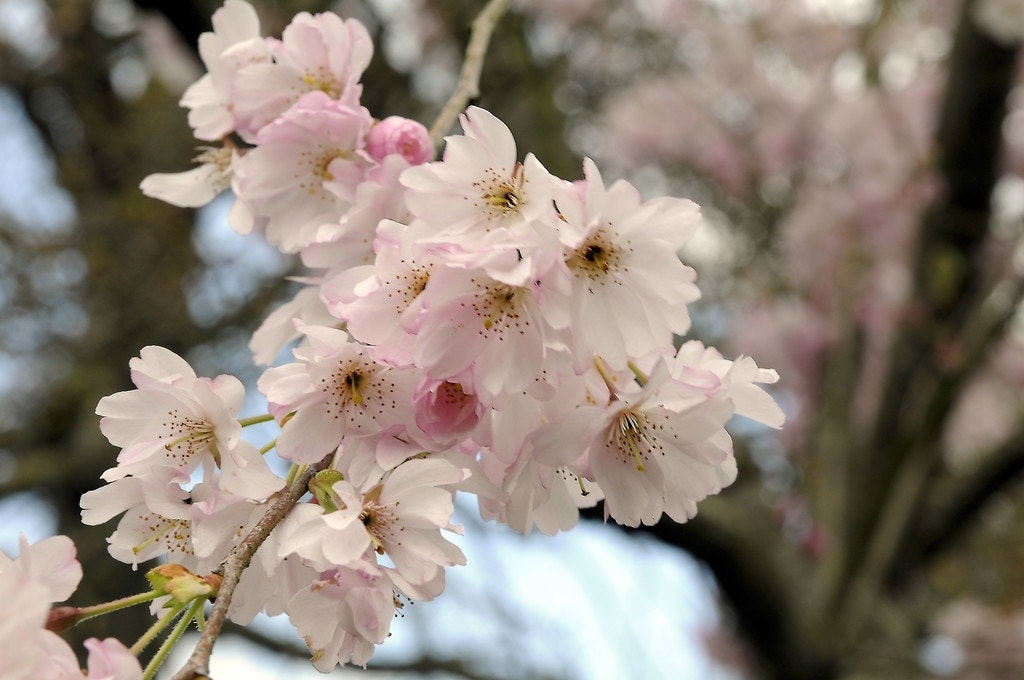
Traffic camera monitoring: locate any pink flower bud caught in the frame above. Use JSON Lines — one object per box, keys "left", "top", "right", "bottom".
{"left": 366, "top": 116, "right": 432, "bottom": 165}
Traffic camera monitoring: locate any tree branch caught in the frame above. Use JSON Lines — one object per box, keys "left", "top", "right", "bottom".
{"left": 170, "top": 454, "right": 333, "bottom": 680}
{"left": 837, "top": 1, "right": 1020, "bottom": 641}
{"left": 220, "top": 622, "right": 524, "bottom": 680}
{"left": 916, "top": 428, "right": 1024, "bottom": 561}
{"left": 427, "top": 0, "right": 513, "bottom": 151}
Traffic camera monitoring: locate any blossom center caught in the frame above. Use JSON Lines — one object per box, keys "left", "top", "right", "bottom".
{"left": 302, "top": 69, "right": 342, "bottom": 98}
{"left": 476, "top": 283, "right": 520, "bottom": 331}
{"left": 385, "top": 263, "right": 430, "bottom": 314}
{"left": 608, "top": 408, "right": 660, "bottom": 471}
{"left": 568, "top": 229, "right": 624, "bottom": 282}
{"left": 359, "top": 500, "right": 397, "bottom": 555}
{"left": 132, "top": 513, "right": 193, "bottom": 557}
{"left": 477, "top": 162, "right": 525, "bottom": 221}
{"left": 193, "top": 146, "right": 233, "bottom": 192}
{"left": 321, "top": 358, "right": 385, "bottom": 418}
{"left": 161, "top": 411, "right": 216, "bottom": 466}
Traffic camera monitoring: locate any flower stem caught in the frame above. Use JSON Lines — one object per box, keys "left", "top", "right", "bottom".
{"left": 131, "top": 602, "right": 185, "bottom": 656}
{"left": 75, "top": 590, "right": 164, "bottom": 623}
{"left": 143, "top": 599, "right": 204, "bottom": 680}
{"left": 593, "top": 355, "right": 620, "bottom": 399}
{"left": 626, "top": 360, "right": 648, "bottom": 387}
{"left": 238, "top": 413, "right": 275, "bottom": 428}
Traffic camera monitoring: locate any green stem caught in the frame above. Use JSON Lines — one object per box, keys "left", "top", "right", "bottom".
{"left": 593, "top": 355, "right": 619, "bottom": 399}
{"left": 131, "top": 602, "right": 185, "bottom": 656}
{"left": 238, "top": 413, "right": 275, "bottom": 428}
{"left": 259, "top": 438, "right": 277, "bottom": 455}
{"left": 284, "top": 462, "right": 302, "bottom": 488}
{"left": 143, "top": 599, "right": 204, "bottom": 680}
{"left": 195, "top": 604, "right": 207, "bottom": 631}
{"left": 74, "top": 590, "right": 164, "bottom": 624}
{"left": 626, "top": 360, "right": 648, "bottom": 387}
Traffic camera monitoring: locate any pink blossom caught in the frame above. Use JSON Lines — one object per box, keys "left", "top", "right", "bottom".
{"left": 0, "top": 534, "right": 82, "bottom": 603}
{"left": 412, "top": 377, "right": 483, "bottom": 447}
{"left": 96, "top": 346, "right": 283, "bottom": 499}
{"left": 259, "top": 325, "right": 421, "bottom": 464}
{"left": 530, "top": 360, "right": 737, "bottom": 526}
{"left": 0, "top": 537, "right": 142, "bottom": 680}
{"left": 82, "top": 638, "right": 144, "bottom": 680}
{"left": 498, "top": 447, "right": 603, "bottom": 536}
{"left": 232, "top": 91, "right": 374, "bottom": 253}
{"left": 232, "top": 9, "right": 372, "bottom": 137}
{"left": 410, "top": 264, "right": 572, "bottom": 403}
{"left": 286, "top": 561, "right": 395, "bottom": 670}
{"left": 82, "top": 470, "right": 264, "bottom": 576}
{"left": 180, "top": 0, "right": 270, "bottom": 141}
{"left": 140, "top": 146, "right": 236, "bottom": 209}
{"left": 365, "top": 116, "right": 432, "bottom": 165}
{"left": 0, "top": 575, "right": 54, "bottom": 680}
{"left": 275, "top": 457, "right": 468, "bottom": 598}
{"left": 248, "top": 284, "right": 338, "bottom": 366}
{"left": 672, "top": 340, "right": 785, "bottom": 429}
{"left": 301, "top": 155, "right": 414, "bottom": 275}
{"left": 321, "top": 218, "right": 436, "bottom": 368}
{"left": 557, "top": 158, "right": 702, "bottom": 370}
{"left": 400, "top": 106, "right": 560, "bottom": 248}
{"left": 228, "top": 547, "right": 318, "bottom": 625}
{"left": 273, "top": 479, "right": 369, "bottom": 570}
{"left": 360, "top": 457, "right": 469, "bottom": 596}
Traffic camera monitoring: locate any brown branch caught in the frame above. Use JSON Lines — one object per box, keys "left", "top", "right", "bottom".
{"left": 834, "top": 4, "right": 1020, "bottom": 644}
{"left": 170, "top": 454, "right": 333, "bottom": 680}
{"left": 917, "top": 429, "right": 1024, "bottom": 561}
{"left": 221, "top": 622, "right": 522, "bottom": 680}
{"left": 427, "top": 0, "right": 513, "bottom": 151}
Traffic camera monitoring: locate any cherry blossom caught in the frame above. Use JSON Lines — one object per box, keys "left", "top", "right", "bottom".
{"left": 96, "top": 345, "right": 283, "bottom": 499}
{"left": 259, "top": 325, "right": 421, "bottom": 464}
{"left": 80, "top": 468, "right": 199, "bottom": 568}
{"left": 232, "top": 90, "right": 374, "bottom": 252}
{"left": 81, "top": 638, "right": 144, "bottom": 680}
{"left": 529, "top": 359, "right": 740, "bottom": 526}
{"left": 180, "top": 0, "right": 269, "bottom": 141}
{"left": 276, "top": 457, "right": 468, "bottom": 593}
{"left": 232, "top": 9, "right": 373, "bottom": 137}
{"left": 0, "top": 536, "right": 143, "bottom": 680}
{"left": 557, "top": 158, "right": 702, "bottom": 370}
{"left": 411, "top": 263, "right": 572, "bottom": 403}
{"left": 400, "top": 106, "right": 560, "bottom": 249}
{"left": 0, "top": 534, "right": 82, "bottom": 603}
{"left": 286, "top": 560, "right": 395, "bottom": 670}
{"left": 365, "top": 116, "right": 433, "bottom": 165}
{"left": 139, "top": 146, "right": 237, "bottom": 209}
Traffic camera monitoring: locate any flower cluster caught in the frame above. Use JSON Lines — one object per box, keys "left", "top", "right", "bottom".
{"left": 77, "top": 0, "right": 785, "bottom": 672}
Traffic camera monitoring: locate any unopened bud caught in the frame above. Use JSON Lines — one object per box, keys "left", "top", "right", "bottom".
{"left": 45, "top": 605, "right": 82, "bottom": 633}
{"left": 147, "top": 564, "right": 220, "bottom": 604}
{"left": 309, "top": 469, "right": 346, "bottom": 513}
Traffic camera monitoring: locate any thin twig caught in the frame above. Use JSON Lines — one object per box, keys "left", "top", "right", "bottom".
{"left": 427, "top": 0, "right": 513, "bottom": 151}
{"left": 170, "top": 455, "right": 333, "bottom": 680}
